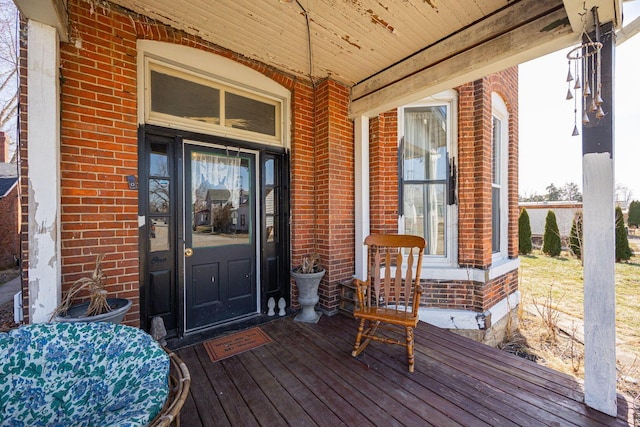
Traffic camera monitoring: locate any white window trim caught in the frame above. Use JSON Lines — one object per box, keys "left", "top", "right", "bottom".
{"left": 397, "top": 89, "right": 458, "bottom": 267}
{"left": 492, "top": 92, "right": 509, "bottom": 261}
{"left": 137, "top": 40, "right": 291, "bottom": 148}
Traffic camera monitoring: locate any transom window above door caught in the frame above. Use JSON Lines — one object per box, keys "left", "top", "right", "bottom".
{"left": 145, "top": 62, "right": 282, "bottom": 143}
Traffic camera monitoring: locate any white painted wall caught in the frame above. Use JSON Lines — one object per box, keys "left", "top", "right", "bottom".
{"left": 521, "top": 204, "right": 581, "bottom": 237}
{"left": 27, "top": 21, "right": 61, "bottom": 323}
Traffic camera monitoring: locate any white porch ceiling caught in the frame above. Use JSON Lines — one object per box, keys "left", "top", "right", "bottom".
{"left": 17, "top": 0, "right": 624, "bottom": 115}
{"left": 110, "top": 0, "right": 512, "bottom": 86}
{"left": 108, "top": 0, "right": 620, "bottom": 84}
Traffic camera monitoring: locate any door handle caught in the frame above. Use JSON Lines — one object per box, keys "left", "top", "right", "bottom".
{"left": 185, "top": 248, "right": 194, "bottom": 257}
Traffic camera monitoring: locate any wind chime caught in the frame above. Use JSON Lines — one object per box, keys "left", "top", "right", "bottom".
{"left": 566, "top": 5, "right": 604, "bottom": 136}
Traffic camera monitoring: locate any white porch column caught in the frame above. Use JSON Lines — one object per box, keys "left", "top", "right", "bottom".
{"left": 354, "top": 115, "right": 370, "bottom": 280}
{"left": 582, "top": 22, "right": 617, "bottom": 416}
{"left": 27, "top": 21, "right": 61, "bottom": 323}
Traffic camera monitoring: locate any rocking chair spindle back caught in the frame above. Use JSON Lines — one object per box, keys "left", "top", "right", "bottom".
{"left": 351, "top": 234, "right": 426, "bottom": 372}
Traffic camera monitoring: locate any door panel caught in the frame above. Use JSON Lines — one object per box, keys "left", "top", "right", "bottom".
{"left": 229, "top": 258, "right": 252, "bottom": 299}
{"left": 192, "top": 263, "right": 220, "bottom": 307}
{"left": 261, "top": 154, "right": 289, "bottom": 308}
{"left": 184, "top": 144, "right": 257, "bottom": 330}
{"left": 143, "top": 134, "right": 178, "bottom": 335}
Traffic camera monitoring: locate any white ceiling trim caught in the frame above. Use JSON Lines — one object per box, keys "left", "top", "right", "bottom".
{"left": 13, "top": 0, "right": 69, "bottom": 42}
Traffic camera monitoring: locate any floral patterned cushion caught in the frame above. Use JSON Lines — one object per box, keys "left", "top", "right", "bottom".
{"left": 0, "top": 322, "right": 170, "bottom": 427}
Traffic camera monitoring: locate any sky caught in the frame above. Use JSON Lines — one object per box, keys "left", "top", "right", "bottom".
{"left": 519, "top": 3, "right": 640, "bottom": 201}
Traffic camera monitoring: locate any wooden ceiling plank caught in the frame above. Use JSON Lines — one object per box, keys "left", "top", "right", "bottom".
{"left": 350, "top": 6, "right": 577, "bottom": 118}
{"left": 351, "top": 0, "right": 565, "bottom": 101}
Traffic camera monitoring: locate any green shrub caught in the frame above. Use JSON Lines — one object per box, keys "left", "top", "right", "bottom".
{"left": 569, "top": 210, "right": 583, "bottom": 260}
{"left": 615, "top": 206, "right": 633, "bottom": 262}
{"left": 628, "top": 200, "right": 640, "bottom": 228}
{"left": 542, "top": 210, "right": 562, "bottom": 257}
{"left": 518, "top": 208, "right": 532, "bottom": 255}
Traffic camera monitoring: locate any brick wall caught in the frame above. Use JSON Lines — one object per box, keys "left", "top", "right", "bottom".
{"left": 0, "top": 132, "right": 10, "bottom": 162}
{"left": 290, "top": 80, "right": 315, "bottom": 309}
{"left": 18, "top": 14, "right": 29, "bottom": 323}
{"left": 56, "top": 1, "right": 141, "bottom": 324}
{"left": 369, "top": 111, "right": 399, "bottom": 236}
{"left": 313, "top": 79, "right": 355, "bottom": 311}
{"left": 0, "top": 184, "right": 19, "bottom": 269}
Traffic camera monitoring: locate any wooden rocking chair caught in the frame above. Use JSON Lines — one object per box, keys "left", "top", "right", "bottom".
{"left": 351, "top": 234, "right": 426, "bottom": 372}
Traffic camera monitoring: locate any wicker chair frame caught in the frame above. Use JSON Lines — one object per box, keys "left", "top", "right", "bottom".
{"left": 149, "top": 349, "right": 191, "bottom": 427}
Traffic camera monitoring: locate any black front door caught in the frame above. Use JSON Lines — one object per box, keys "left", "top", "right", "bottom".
{"left": 183, "top": 143, "right": 257, "bottom": 330}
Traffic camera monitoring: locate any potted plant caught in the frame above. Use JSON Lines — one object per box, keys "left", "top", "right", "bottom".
{"left": 50, "top": 254, "right": 132, "bottom": 323}
{"left": 290, "top": 253, "right": 325, "bottom": 323}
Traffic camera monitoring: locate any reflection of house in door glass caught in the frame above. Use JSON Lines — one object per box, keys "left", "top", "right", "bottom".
{"left": 191, "top": 151, "right": 251, "bottom": 242}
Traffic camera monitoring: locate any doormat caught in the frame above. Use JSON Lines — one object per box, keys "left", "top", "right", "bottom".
{"left": 203, "top": 327, "right": 272, "bottom": 362}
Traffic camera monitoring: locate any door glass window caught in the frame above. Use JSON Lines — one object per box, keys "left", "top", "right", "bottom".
{"left": 149, "top": 143, "right": 171, "bottom": 252}
{"left": 264, "top": 157, "right": 279, "bottom": 243}
{"left": 150, "top": 143, "right": 168, "bottom": 176}
{"left": 190, "top": 150, "right": 252, "bottom": 248}
{"left": 150, "top": 179, "right": 170, "bottom": 214}
{"left": 150, "top": 216, "right": 170, "bottom": 252}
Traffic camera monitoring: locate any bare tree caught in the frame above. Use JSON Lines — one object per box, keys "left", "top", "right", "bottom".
{"left": 615, "top": 183, "right": 633, "bottom": 208}
{"left": 0, "top": 0, "right": 18, "bottom": 160}
{"left": 561, "top": 182, "right": 582, "bottom": 202}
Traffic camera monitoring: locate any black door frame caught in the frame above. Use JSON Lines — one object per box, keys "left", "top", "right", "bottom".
{"left": 139, "top": 125, "right": 290, "bottom": 340}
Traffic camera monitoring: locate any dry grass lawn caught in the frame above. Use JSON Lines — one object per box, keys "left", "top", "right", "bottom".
{"left": 512, "top": 249, "right": 639, "bottom": 419}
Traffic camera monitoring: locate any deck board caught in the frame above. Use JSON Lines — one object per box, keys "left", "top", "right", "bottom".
{"left": 176, "top": 314, "right": 635, "bottom": 426}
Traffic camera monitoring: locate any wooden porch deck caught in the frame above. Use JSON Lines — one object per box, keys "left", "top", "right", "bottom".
{"left": 175, "top": 314, "right": 635, "bottom": 426}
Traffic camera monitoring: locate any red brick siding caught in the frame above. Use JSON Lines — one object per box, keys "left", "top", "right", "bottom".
{"left": 422, "top": 280, "right": 483, "bottom": 312}
{"left": 369, "top": 111, "right": 399, "bottom": 236}
{"left": 481, "top": 269, "right": 519, "bottom": 312}
{"left": 18, "top": 14, "right": 29, "bottom": 323}
{"left": 290, "top": 81, "right": 316, "bottom": 308}
{"left": 471, "top": 69, "right": 520, "bottom": 308}
{"left": 56, "top": 3, "right": 137, "bottom": 323}
{"left": 0, "top": 184, "right": 20, "bottom": 269}
{"left": 313, "top": 79, "right": 355, "bottom": 311}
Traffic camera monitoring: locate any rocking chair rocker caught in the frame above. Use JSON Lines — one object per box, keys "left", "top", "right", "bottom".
{"left": 351, "top": 234, "right": 426, "bottom": 372}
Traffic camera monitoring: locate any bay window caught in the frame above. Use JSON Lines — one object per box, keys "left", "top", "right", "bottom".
{"left": 399, "top": 91, "right": 457, "bottom": 265}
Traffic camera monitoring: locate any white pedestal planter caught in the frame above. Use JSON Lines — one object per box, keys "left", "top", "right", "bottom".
{"left": 291, "top": 269, "right": 325, "bottom": 323}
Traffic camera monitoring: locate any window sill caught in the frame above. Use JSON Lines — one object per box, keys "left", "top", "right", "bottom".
{"left": 421, "top": 257, "right": 519, "bottom": 283}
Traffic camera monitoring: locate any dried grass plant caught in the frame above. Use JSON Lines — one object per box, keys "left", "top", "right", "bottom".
{"left": 50, "top": 254, "right": 111, "bottom": 320}
{"left": 293, "top": 253, "right": 322, "bottom": 274}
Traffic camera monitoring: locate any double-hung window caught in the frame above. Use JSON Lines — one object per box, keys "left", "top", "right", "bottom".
{"left": 491, "top": 93, "right": 509, "bottom": 260}
{"left": 399, "top": 91, "right": 457, "bottom": 265}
